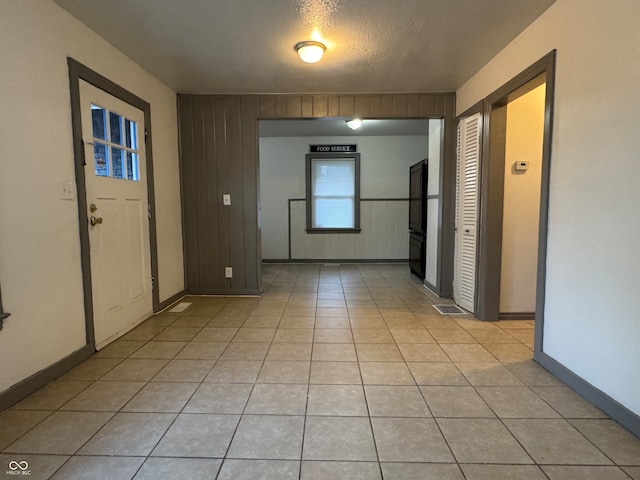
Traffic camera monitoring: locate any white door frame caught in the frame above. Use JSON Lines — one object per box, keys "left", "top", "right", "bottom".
{"left": 68, "top": 58, "right": 159, "bottom": 349}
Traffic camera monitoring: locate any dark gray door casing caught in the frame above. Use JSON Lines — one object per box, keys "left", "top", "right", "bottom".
{"left": 475, "top": 51, "right": 556, "bottom": 354}
{"left": 67, "top": 57, "right": 161, "bottom": 348}
{"left": 473, "top": 50, "right": 640, "bottom": 439}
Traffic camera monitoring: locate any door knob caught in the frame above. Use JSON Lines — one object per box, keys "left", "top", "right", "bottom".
{"left": 90, "top": 216, "right": 103, "bottom": 226}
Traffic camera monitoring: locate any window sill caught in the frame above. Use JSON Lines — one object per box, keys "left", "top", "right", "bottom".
{"left": 306, "top": 228, "right": 362, "bottom": 234}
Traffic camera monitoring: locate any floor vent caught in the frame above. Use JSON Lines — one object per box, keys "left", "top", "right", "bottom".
{"left": 168, "top": 302, "right": 192, "bottom": 313}
{"left": 433, "top": 304, "right": 468, "bottom": 315}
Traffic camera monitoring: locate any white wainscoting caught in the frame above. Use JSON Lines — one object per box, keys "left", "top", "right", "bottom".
{"left": 289, "top": 199, "right": 409, "bottom": 260}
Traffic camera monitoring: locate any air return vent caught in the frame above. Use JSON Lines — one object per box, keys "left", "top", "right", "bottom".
{"left": 433, "top": 304, "right": 467, "bottom": 315}
{"left": 168, "top": 302, "right": 192, "bottom": 313}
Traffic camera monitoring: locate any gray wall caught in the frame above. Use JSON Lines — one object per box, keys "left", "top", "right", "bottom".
{"left": 177, "top": 93, "right": 456, "bottom": 295}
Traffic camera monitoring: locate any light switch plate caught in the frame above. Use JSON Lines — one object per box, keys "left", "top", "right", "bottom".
{"left": 58, "top": 181, "right": 74, "bottom": 200}
{"left": 223, "top": 194, "right": 231, "bottom": 205}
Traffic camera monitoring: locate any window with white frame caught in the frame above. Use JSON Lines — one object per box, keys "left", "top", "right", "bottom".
{"left": 305, "top": 153, "right": 361, "bottom": 232}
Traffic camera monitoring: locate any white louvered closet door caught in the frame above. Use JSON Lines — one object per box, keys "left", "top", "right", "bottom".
{"left": 453, "top": 113, "right": 482, "bottom": 312}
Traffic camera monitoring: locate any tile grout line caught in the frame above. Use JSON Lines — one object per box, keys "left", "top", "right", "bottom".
{"left": 297, "top": 275, "right": 316, "bottom": 479}
{"left": 3, "top": 264, "right": 636, "bottom": 478}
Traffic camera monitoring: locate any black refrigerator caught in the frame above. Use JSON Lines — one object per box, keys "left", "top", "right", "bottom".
{"left": 409, "top": 159, "right": 428, "bottom": 279}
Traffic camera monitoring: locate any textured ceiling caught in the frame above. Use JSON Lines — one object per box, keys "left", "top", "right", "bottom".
{"left": 53, "top": 0, "right": 555, "bottom": 94}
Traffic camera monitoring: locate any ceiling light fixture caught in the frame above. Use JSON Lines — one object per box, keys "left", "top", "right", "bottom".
{"left": 295, "top": 41, "right": 326, "bottom": 63}
{"left": 346, "top": 118, "right": 363, "bottom": 130}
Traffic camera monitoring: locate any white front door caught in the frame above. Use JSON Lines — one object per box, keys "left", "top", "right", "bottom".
{"left": 80, "top": 80, "right": 152, "bottom": 349}
{"left": 453, "top": 112, "right": 482, "bottom": 313}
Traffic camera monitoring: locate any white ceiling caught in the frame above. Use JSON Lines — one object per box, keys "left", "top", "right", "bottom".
{"left": 53, "top": 0, "right": 556, "bottom": 94}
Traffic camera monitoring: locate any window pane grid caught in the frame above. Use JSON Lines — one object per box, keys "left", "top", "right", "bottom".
{"left": 91, "top": 103, "right": 140, "bottom": 181}
{"left": 307, "top": 155, "right": 359, "bottom": 231}
{"left": 93, "top": 142, "right": 109, "bottom": 177}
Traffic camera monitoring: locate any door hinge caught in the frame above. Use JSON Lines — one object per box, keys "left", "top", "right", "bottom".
{"left": 81, "top": 139, "right": 87, "bottom": 166}
{"left": 151, "top": 276, "right": 155, "bottom": 290}
{"left": 144, "top": 129, "right": 148, "bottom": 144}
{"left": 148, "top": 204, "right": 152, "bottom": 220}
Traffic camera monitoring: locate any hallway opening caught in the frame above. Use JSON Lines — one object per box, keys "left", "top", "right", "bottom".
{"left": 473, "top": 52, "right": 556, "bottom": 363}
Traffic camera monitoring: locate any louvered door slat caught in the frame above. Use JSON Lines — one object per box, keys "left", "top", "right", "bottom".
{"left": 453, "top": 112, "right": 482, "bottom": 312}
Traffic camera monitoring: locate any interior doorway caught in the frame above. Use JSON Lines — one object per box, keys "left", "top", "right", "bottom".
{"left": 258, "top": 118, "right": 432, "bottom": 267}
{"left": 498, "top": 82, "right": 546, "bottom": 319}
{"left": 257, "top": 117, "right": 453, "bottom": 298}
{"left": 474, "top": 51, "right": 556, "bottom": 361}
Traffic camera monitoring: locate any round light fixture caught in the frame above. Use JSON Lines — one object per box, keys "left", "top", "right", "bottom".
{"left": 346, "top": 118, "right": 363, "bottom": 130}
{"left": 295, "top": 41, "right": 326, "bottom": 63}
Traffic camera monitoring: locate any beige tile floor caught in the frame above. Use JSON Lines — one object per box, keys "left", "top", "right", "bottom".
{"left": 1, "top": 263, "right": 640, "bottom": 479}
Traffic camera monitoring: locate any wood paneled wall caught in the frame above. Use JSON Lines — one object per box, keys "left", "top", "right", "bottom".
{"left": 178, "top": 93, "right": 456, "bottom": 295}
{"left": 289, "top": 199, "right": 410, "bottom": 261}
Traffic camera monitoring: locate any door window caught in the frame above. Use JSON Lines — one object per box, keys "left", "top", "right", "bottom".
{"left": 91, "top": 105, "right": 139, "bottom": 181}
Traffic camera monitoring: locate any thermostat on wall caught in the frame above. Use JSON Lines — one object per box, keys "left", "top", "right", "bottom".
{"left": 515, "top": 160, "right": 529, "bottom": 171}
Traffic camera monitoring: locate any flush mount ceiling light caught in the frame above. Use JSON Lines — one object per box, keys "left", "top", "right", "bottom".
{"left": 295, "top": 41, "right": 326, "bottom": 63}
{"left": 346, "top": 118, "right": 363, "bottom": 130}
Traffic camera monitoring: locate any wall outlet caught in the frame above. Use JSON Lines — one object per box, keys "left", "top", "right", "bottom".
{"left": 223, "top": 194, "right": 231, "bottom": 205}
{"left": 225, "top": 266, "right": 233, "bottom": 278}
